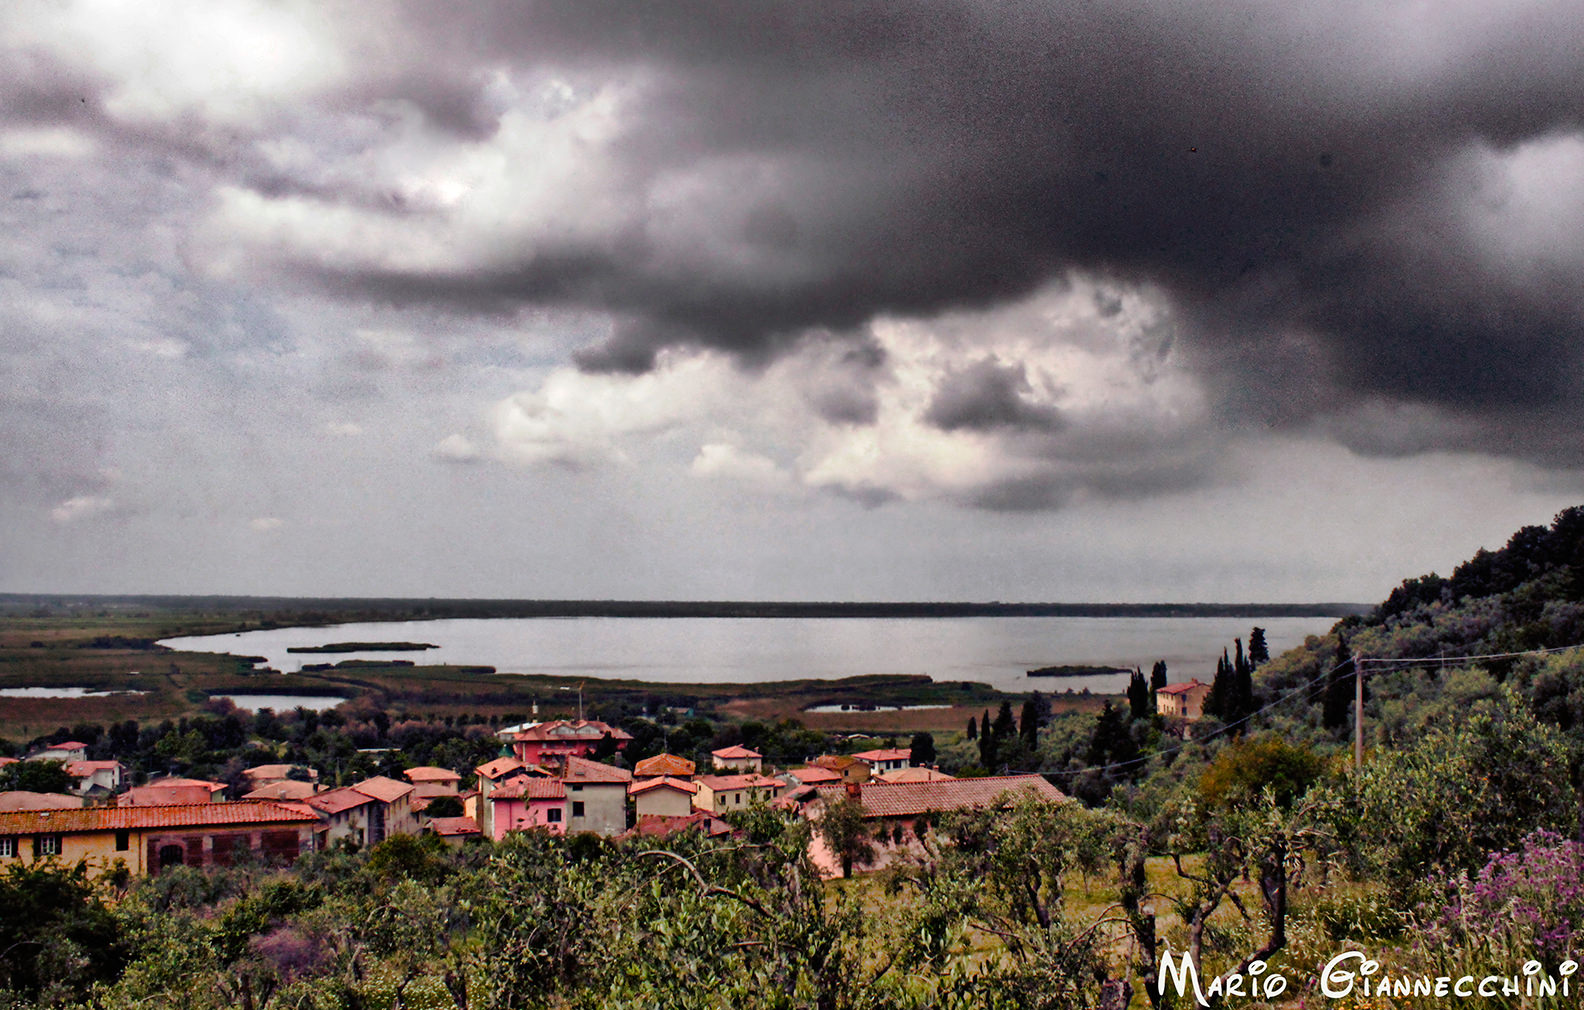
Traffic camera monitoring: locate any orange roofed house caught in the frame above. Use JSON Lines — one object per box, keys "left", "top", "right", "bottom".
{"left": 506, "top": 720, "right": 633, "bottom": 765}
{"left": 633, "top": 753, "right": 696, "bottom": 779}
{"left": 693, "top": 773, "right": 780, "bottom": 814}
{"left": 1156, "top": 680, "right": 1212, "bottom": 720}
{"left": 0, "top": 802, "right": 320, "bottom": 876}
{"left": 807, "top": 775, "right": 1067, "bottom": 877}
{"left": 852, "top": 748, "right": 913, "bottom": 775}
{"left": 710, "top": 746, "right": 763, "bottom": 773}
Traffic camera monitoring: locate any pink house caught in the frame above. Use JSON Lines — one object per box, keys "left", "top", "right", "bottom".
{"left": 507, "top": 720, "right": 633, "bottom": 764}
{"left": 487, "top": 776, "right": 568, "bottom": 838}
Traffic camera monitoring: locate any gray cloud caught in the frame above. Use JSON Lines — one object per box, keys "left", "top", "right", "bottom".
{"left": 924, "top": 358, "right": 1062, "bottom": 433}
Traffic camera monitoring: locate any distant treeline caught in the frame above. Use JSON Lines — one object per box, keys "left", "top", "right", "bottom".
{"left": 0, "top": 594, "right": 1369, "bottom": 621}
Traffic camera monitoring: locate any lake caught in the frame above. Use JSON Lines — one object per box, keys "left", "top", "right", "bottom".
{"left": 160, "top": 615, "right": 1337, "bottom": 695}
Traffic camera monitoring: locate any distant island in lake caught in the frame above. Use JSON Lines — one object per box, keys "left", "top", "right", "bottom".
{"left": 1027, "top": 664, "right": 1133, "bottom": 678}
{"left": 286, "top": 641, "right": 438, "bottom": 653}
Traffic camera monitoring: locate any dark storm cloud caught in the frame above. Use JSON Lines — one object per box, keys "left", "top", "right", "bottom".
{"left": 924, "top": 358, "right": 1062, "bottom": 433}
{"left": 329, "top": 1, "right": 1584, "bottom": 460}
{"left": 16, "top": 1, "right": 1584, "bottom": 466}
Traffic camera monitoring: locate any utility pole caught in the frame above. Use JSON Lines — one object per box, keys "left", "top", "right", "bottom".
{"left": 1353, "top": 653, "right": 1364, "bottom": 771}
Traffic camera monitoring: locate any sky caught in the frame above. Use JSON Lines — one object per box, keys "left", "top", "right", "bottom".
{"left": 4, "top": 0, "right": 1584, "bottom": 603}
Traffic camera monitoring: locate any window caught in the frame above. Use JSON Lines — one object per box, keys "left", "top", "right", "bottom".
{"left": 0, "top": 837, "right": 15, "bottom": 858}
{"left": 571, "top": 801, "right": 585, "bottom": 818}
{"left": 115, "top": 830, "right": 130, "bottom": 852}
{"left": 37, "top": 835, "right": 62, "bottom": 857}
{"left": 548, "top": 808, "right": 562, "bottom": 823}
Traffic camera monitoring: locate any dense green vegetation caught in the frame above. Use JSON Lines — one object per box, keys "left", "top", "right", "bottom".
{"left": 9, "top": 510, "right": 1584, "bottom": 1007}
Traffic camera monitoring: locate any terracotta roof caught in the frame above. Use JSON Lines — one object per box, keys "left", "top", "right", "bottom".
{"left": 696, "top": 773, "right": 780, "bottom": 792}
{"left": 242, "top": 764, "right": 318, "bottom": 781}
{"left": 812, "top": 754, "right": 861, "bottom": 771}
{"left": 411, "top": 782, "right": 458, "bottom": 800}
{"left": 0, "top": 802, "right": 318, "bottom": 834}
{"left": 403, "top": 766, "right": 461, "bottom": 784}
{"left": 64, "top": 760, "right": 122, "bottom": 776}
{"left": 352, "top": 776, "right": 414, "bottom": 803}
{"left": 629, "top": 776, "right": 697, "bottom": 796}
{"left": 817, "top": 775, "right": 1065, "bottom": 819}
{"left": 786, "top": 767, "right": 844, "bottom": 785}
{"left": 853, "top": 748, "right": 911, "bottom": 763}
{"left": 0, "top": 757, "right": 17, "bottom": 766}
{"left": 428, "top": 816, "right": 480, "bottom": 837}
{"left": 878, "top": 767, "right": 956, "bottom": 784}
{"left": 1157, "top": 680, "right": 1208, "bottom": 696}
{"left": 0, "top": 791, "right": 84, "bottom": 811}
{"left": 147, "top": 777, "right": 226, "bottom": 791}
{"left": 562, "top": 755, "right": 632, "bottom": 784}
{"left": 710, "top": 745, "right": 762, "bottom": 760}
{"left": 491, "top": 777, "right": 567, "bottom": 800}
{"left": 475, "top": 756, "right": 525, "bottom": 781}
{"left": 634, "top": 753, "right": 696, "bottom": 777}
{"left": 243, "top": 781, "right": 319, "bottom": 801}
{"left": 623, "top": 811, "right": 737, "bottom": 840}
{"left": 305, "top": 786, "right": 380, "bottom": 815}
{"left": 38, "top": 741, "right": 89, "bottom": 751}
{"left": 510, "top": 720, "right": 634, "bottom": 743}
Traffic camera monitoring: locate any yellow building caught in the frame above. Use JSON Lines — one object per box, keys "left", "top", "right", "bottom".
{"left": 0, "top": 802, "right": 321, "bottom": 877}
{"left": 629, "top": 776, "right": 697, "bottom": 819}
{"left": 692, "top": 774, "right": 780, "bottom": 814}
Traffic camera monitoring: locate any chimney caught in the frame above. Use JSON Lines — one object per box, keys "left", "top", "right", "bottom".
{"left": 844, "top": 781, "right": 861, "bottom": 799}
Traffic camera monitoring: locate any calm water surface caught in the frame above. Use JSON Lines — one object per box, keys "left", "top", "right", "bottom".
{"left": 160, "top": 616, "right": 1337, "bottom": 695}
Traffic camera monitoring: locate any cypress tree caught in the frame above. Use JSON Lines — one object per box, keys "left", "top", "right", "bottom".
{"left": 966, "top": 715, "right": 978, "bottom": 741}
{"left": 1127, "top": 668, "right": 1150, "bottom": 719}
{"left": 1150, "top": 660, "right": 1168, "bottom": 691}
{"left": 1248, "top": 627, "right": 1269, "bottom": 667}
{"left": 1019, "top": 698, "right": 1039, "bottom": 748}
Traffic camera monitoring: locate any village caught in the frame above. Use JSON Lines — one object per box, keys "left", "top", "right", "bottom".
{"left": 0, "top": 717, "right": 1065, "bottom": 880}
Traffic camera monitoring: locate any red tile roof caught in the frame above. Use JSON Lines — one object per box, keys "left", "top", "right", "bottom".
{"left": 786, "top": 767, "right": 844, "bottom": 785}
{"left": 878, "top": 767, "right": 956, "bottom": 784}
{"left": 0, "top": 802, "right": 319, "bottom": 834}
{"left": 428, "top": 816, "right": 480, "bottom": 837}
{"left": 816, "top": 775, "right": 1066, "bottom": 819}
{"left": 852, "top": 748, "right": 911, "bottom": 763}
{"left": 352, "top": 776, "right": 414, "bottom": 803}
{"left": 305, "top": 786, "right": 380, "bottom": 815}
{"left": 812, "top": 754, "right": 861, "bottom": 771}
{"left": 0, "top": 791, "right": 84, "bottom": 811}
{"left": 562, "top": 755, "right": 632, "bottom": 784}
{"left": 629, "top": 776, "right": 697, "bottom": 796}
{"left": 403, "top": 766, "right": 461, "bottom": 784}
{"left": 475, "top": 756, "right": 525, "bottom": 781}
{"left": 147, "top": 777, "right": 226, "bottom": 791}
{"left": 492, "top": 777, "right": 567, "bottom": 800}
{"left": 242, "top": 764, "right": 318, "bottom": 781}
{"left": 634, "top": 753, "right": 696, "bottom": 777}
{"left": 242, "top": 781, "right": 319, "bottom": 801}
{"left": 1157, "top": 680, "right": 1208, "bottom": 696}
{"left": 64, "top": 760, "right": 122, "bottom": 776}
{"left": 623, "top": 811, "right": 737, "bottom": 840}
{"left": 39, "top": 741, "right": 89, "bottom": 751}
{"left": 510, "top": 720, "right": 634, "bottom": 743}
{"left": 710, "top": 745, "right": 761, "bottom": 760}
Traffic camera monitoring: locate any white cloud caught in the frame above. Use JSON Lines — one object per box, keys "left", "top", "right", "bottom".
{"left": 432, "top": 433, "right": 481, "bottom": 463}
{"left": 249, "top": 516, "right": 285, "bottom": 532}
{"left": 50, "top": 495, "right": 114, "bottom": 524}
{"left": 690, "top": 443, "right": 792, "bottom": 489}
{"left": 482, "top": 277, "right": 1214, "bottom": 509}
